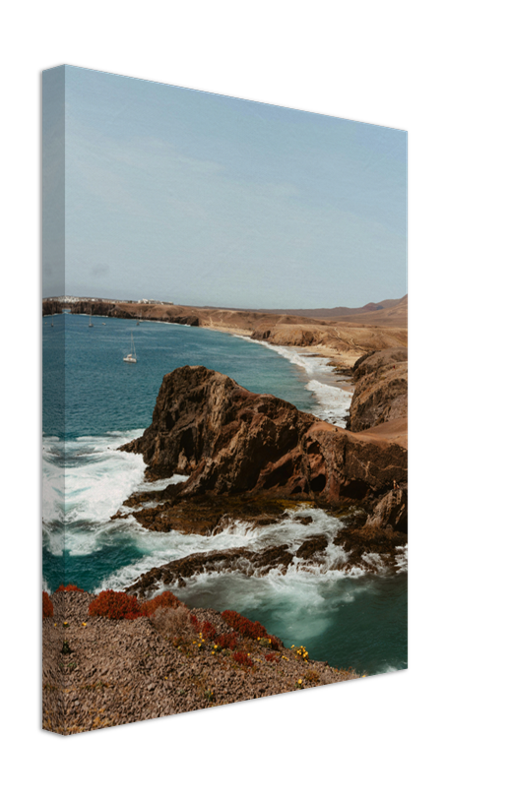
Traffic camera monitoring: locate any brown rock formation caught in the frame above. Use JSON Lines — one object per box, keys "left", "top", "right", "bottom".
{"left": 366, "top": 483, "right": 407, "bottom": 531}
{"left": 114, "top": 367, "right": 407, "bottom": 596}
{"left": 120, "top": 365, "right": 407, "bottom": 503}
{"left": 347, "top": 347, "right": 408, "bottom": 433}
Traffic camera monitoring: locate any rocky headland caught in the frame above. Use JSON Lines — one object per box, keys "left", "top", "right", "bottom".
{"left": 346, "top": 347, "right": 408, "bottom": 448}
{"left": 116, "top": 365, "right": 407, "bottom": 597}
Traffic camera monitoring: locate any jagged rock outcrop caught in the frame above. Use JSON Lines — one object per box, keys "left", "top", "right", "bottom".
{"left": 347, "top": 347, "right": 408, "bottom": 432}
{"left": 366, "top": 483, "right": 407, "bottom": 531}
{"left": 120, "top": 365, "right": 407, "bottom": 503}
{"left": 115, "top": 368, "right": 408, "bottom": 596}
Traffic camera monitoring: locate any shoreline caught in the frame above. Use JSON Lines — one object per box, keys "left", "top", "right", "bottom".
{"left": 198, "top": 329, "right": 408, "bottom": 445}
{"left": 46, "top": 307, "right": 407, "bottom": 444}
{"left": 44, "top": 306, "right": 407, "bottom": 446}
{"left": 200, "top": 325, "right": 358, "bottom": 394}
{"left": 199, "top": 322, "right": 365, "bottom": 369}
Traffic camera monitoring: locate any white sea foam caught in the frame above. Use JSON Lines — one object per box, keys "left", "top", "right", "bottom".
{"left": 395, "top": 544, "right": 408, "bottom": 572}
{"left": 305, "top": 379, "right": 352, "bottom": 426}
{"left": 375, "top": 664, "right": 406, "bottom": 674}
{"left": 58, "top": 434, "right": 145, "bottom": 524}
{"left": 94, "top": 506, "right": 390, "bottom": 599}
{"left": 173, "top": 568, "right": 374, "bottom": 642}
{"left": 139, "top": 474, "right": 188, "bottom": 492}
{"left": 237, "top": 335, "right": 352, "bottom": 426}
{"left": 42, "top": 440, "right": 65, "bottom": 524}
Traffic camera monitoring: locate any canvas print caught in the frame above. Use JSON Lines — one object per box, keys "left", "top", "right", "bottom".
{"left": 42, "top": 66, "right": 408, "bottom": 735}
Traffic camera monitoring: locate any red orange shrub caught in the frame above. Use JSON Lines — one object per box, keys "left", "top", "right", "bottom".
{"left": 215, "top": 632, "right": 238, "bottom": 650}
{"left": 233, "top": 651, "right": 253, "bottom": 667}
{"left": 88, "top": 589, "right": 183, "bottom": 621}
{"left": 221, "top": 610, "right": 267, "bottom": 640}
{"left": 200, "top": 621, "right": 217, "bottom": 640}
{"left": 55, "top": 584, "right": 85, "bottom": 593}
{"left": 88, "top": 590, "right": 141, "bottom": 620}
{"left": 189, "top": 615, "right": 217, "bottom": 640}
{"left": 264, "top": 652, "right": 279, "bottom": 662}
{"left": 139, "top": 590, "right": 182, "bottom": 617}
{"left": 43, "top": 591, "right": 54, "bottom": 619}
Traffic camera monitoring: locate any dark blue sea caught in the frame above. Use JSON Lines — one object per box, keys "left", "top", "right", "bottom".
{"left": 42, "top": 312, "right": 407, "bottom": 675}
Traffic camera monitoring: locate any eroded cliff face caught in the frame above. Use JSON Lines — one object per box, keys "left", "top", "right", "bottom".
{"left": 120, "top": 365, "right": 407, "bottom": 503}
{"left": 347, "top": 347, "right": 408, "bottom": 432}
{"left": 116, "top": 366, "right": 407, "bottom": 592}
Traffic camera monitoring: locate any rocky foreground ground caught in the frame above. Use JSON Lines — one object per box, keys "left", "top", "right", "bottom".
{"left": 43, "top": 591, "right": 361, "bottom": 735}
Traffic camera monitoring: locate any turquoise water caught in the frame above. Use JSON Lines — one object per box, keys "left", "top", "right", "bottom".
{"left": 43, "top": 312, "right": 316, "bottom": 439}
{"left": 42, "top": 313, "right": 407, "bottom": 674}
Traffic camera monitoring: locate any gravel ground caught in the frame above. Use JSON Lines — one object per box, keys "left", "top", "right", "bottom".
{"left": 43, "top": 591, "right": 361, "bottom": 735}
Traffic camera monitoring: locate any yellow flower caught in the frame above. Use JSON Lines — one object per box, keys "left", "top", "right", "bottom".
{"left": 298, "top": 679, "right": 302, "bottom": 684}
{"left": 82, "top": 622, "right": 87, "bottom": 627}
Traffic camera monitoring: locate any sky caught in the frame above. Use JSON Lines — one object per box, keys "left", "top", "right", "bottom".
{"left": 42, "top": 66, "right": 407, "bottom": 309}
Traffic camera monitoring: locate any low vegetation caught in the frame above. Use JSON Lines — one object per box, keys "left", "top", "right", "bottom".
{"left": 44, "top": 587, "right": 359, "bottom": 678}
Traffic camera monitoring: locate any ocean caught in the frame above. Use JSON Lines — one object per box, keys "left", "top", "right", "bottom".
{"left": 42, "top": 312, "right": 407, "bottom": 675}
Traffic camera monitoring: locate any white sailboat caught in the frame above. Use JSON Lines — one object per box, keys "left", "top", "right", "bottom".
{"left": 123, "top": 332, "right": 137, "bottom": 363}
{"left": 88, "top": 313, "right": 94, "bottom": 327}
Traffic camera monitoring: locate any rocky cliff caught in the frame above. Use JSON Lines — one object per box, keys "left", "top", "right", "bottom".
{"left": 120, "top": 365, "right": 407, "bottom": 503}
{"left": 347, "top": 347, "right": 408, "bottom": 432}
{"left": 116, "top": 366, "right": 407, "bottom": 597}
